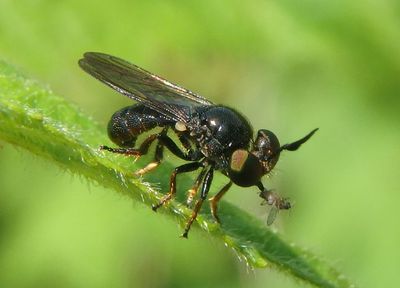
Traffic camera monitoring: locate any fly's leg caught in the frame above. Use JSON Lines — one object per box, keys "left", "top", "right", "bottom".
{"left": 102, "top": 127, "right": 201, "bottom": 176}
{"left": 152, "top": 162, "right": 203, "bottom": 211}
{"left": 136, "top": 132, "right": 201, "bottom": 176}
{"left": 186, "top": 167, "right": 207, "bottom": 206}
{"left": 100, "top": 132, "right": 159, "bottom": 157}
{"left": 209, "top": 181, "right": 232, "bottom": 223}
{"left": 99, "top": 146, "right": 142, "bottom": 156}
{"left": 134, "top": 128, "right": 168, "bottom": 176}
{"left": 178, "top": 133, "right": 201, "bottom": 161}
{"left": 101, "top": 132, "right": 161, "bottom": 176}
{"left": 134, "top": 141, "right": 164, "bottom": 176}
{"left": 182, "top": 166, "right": 214, "bottom": 238}
{"left": 158, "top": 134, "right": 201, "bottom": 162}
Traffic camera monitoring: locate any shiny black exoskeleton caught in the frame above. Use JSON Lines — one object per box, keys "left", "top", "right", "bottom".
{"left": 79, "top": 52, "right": 318, "bottom": 238}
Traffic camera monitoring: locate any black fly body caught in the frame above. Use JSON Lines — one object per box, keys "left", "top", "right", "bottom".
{"left": 79, "top": 52, "right": 318, "bottom": 237}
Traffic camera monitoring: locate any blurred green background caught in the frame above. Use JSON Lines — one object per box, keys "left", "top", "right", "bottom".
{"left": 0, "top": 0, "right": 399, "bottom": 287}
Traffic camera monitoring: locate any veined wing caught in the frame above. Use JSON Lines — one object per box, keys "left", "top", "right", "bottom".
{"left": 79, "top": 52, "right": 214, "bottom": 122}
{"left": 267, "top": 206, "right": 279, "bottom": 225}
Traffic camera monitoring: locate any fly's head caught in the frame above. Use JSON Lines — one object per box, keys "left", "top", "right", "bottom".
{"left": 227, "top": 128, "right": 318, "bottom": 187}
{"left": 252, "top": 129, "right": 281, "bottom": 174}
{"left": 226, "top": 130, "right": 279, "bottom": 187}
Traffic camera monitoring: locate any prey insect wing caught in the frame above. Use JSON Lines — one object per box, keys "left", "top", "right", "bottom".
{"left": 267, "top": 206, "right": 279, "bottom": 225}
{"left": 78, "top": 52, "right": 213, "bottom": 123}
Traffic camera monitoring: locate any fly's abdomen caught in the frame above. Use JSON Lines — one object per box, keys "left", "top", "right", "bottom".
{"left": 107, "top": 104, "right": 171, "bottom": 147}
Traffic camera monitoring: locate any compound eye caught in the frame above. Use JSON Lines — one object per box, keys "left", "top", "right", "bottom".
{"left": 256, "top": 130, "right": 280, "bottom": 156}
{"left": 228, "top": 150, "right": 263, "bottom": 187}
{"left": 254, "top": 129, "right": 281, "bottom": 171}
{"left": 255, "top": 129, "right": 280, "bottom": 161}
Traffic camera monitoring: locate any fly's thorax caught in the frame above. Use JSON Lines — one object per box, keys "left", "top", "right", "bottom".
{"left": 188, "top": 105, "right": 253, "bottom": 160}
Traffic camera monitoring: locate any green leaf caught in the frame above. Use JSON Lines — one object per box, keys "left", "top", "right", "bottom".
{"left": 0, "top": 60, "right": 353, "bottom": 288}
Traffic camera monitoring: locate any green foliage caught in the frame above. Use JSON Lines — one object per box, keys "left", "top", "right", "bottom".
{"left": 0, "top": 61, "right": 352, "bottom": 288}
{"left": 2, "top": 1, "right": 400, "bottom": 287}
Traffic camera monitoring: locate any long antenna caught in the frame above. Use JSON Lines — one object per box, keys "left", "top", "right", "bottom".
{"left": 267, "top": 128, "right": 319, "bottom": 161}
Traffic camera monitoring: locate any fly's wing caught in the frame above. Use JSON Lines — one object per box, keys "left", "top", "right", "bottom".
{"left": 267, "top": 206, "right": 279, "bottom": 225}
{"left": 79, "top": 52, "right": 214, "bottom": 123}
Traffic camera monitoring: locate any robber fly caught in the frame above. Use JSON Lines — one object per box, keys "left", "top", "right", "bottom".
{"left": 79, "top": 52, "right": 318, "bottom": 238}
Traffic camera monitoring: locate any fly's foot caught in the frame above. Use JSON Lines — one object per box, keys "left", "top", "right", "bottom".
{"left": 151, "top": 193, "right": 173, "bottom": 212}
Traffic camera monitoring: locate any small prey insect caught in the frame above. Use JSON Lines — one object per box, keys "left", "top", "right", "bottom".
{"left": 78, "top": 52, "right": 318, "bottom": 238}
{"left": 259, "top": 189, "right": 291, "bottom": 225}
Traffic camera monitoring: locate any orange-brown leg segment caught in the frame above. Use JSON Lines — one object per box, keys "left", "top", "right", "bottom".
{"left": 134, "top": 140, "right": 164, "bottom": 176}
{"left": 186, "top": 167, "right": 207, "bottom": 206}
{"left": 182, "top": 166, "right": 214, "bottom": 238}
{"left": 209, "top": 181, "right": 232, "bottom": 223}
{"left": 134, "top": 128, "right": 168, "bottom": 176}
{"left": 102, "top": 128, "right": 201, "bottom": 177}
{"left": 152, "top": 162, "right": 203, "bottom": 211}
